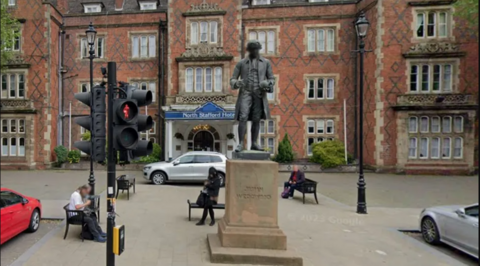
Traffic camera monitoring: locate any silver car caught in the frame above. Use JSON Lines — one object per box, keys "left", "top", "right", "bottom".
{"left": 420, "top": 203, "right": 478, "bottom": 258}
{"left": 143, "top": 151, "right": 227, "bottom": 186}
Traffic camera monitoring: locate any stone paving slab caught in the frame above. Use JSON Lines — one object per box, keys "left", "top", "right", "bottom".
{"left": 16, "top": 184, "right": 468, "bottom": 266}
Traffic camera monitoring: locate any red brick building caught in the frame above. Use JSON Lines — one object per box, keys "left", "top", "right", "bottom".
{"left": 1, "top": 0, "right": 478, "bottom": 174}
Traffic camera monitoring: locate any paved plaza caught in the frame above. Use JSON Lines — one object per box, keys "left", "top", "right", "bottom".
{"left": 0, "top": 170, "right": 478, "bottom": 266}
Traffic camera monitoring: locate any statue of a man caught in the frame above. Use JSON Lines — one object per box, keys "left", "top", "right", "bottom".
{"left": 230, "top": 40, "right": 275, "bottom": 152}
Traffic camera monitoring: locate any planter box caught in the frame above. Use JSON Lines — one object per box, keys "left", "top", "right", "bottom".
{"left": 61, "top": 161, "right": 146, "bottom": 171}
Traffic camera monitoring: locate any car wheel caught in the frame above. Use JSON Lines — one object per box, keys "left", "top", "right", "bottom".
{"left": 27, "top": 209, "right": 40, "bottom": 233}
{"left": 421, "top": 216, "right": 441, "bottom": 245}
{"left": 151, "top": 171, "right": 166, "bottom": 185}
{"left": 218, "top": 172, "right": 226, "bottom": 187}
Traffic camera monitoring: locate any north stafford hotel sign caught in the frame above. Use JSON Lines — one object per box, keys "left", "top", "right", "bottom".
{"left": 165, "top": 102, "right": 235, "bottom": 120}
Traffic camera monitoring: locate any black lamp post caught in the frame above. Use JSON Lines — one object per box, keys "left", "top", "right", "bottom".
{"left": 355, "top": 12, "right": 369, "bottom": 214}
{"left": 86, "top": 22, "right": 97, "bottom": 195}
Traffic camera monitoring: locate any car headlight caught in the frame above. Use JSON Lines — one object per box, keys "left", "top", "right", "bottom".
{"left": 144, "top": 166, "right": 151, "bottom": 171}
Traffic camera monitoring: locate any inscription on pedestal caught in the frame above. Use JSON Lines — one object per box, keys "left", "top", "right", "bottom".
{"left": 237, "top": 186, "right": 272, "bottom": 200}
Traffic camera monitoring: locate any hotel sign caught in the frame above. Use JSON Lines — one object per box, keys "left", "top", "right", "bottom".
{"left": 165, "top": 102, "right": 235, "bottom": 120}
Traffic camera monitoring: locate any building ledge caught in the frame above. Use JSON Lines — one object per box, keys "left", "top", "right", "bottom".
{"left": 176, "top": 55, "right": 234, "bottom": 62}
{"left": 403, "top": 42, "right": 465, "bottom": 59}
{"left": 393, "top": 93, "right": 477, "bottom": 111}
{"left": 408, "top": 0, "right": 456, "bottom": 6}
{"left": 0, "top": 99, "right": 36, "bottom": 114}
{"left": 182, "top": 2, "right": 226, "bottom": 17}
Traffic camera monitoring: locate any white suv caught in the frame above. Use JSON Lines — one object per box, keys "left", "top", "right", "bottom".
{"left": 143, "top": 151, "right": 227, "bottom": 186}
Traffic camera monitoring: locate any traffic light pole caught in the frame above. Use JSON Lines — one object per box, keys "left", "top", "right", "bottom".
{"left": 106, "top": 62, "right": 116, "bottom": 266}
{"left": 88, "top": 47, "right": 95, "bottom": 196}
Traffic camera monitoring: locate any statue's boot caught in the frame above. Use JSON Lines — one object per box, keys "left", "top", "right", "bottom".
{"left": 251, "top": 142, "right": 263, "bottom": 151}
{"left": 235, "top": 142, "right": 244, "bottom": 152}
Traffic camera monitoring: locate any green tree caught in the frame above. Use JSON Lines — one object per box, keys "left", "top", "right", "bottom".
{"left": 454, "top": 0, "right": 478, "bottom": 27}
{"left": 1, "top": 0, "right": 21, "bottom": 70}
{"left": 274, "top": 133, "right": 295, "bottom": 163}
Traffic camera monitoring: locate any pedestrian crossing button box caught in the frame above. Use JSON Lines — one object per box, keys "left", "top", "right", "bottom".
{"left": 113, "top": 225, "right": 125, "bottom": 255}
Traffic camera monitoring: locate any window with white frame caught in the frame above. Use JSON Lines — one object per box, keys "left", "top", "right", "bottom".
{"left": 84, "top": 4, "right": 102, "bottom": 13}
{"left": 4, "top": 30, "right": 20, "bottom": 51}
{"left": 416, "top": 10, "right": 450, "bottom": 38}
{"left": 1, "top": 73, "right": 25, "bottom": 99}
{"left": 8, "top": 0, "right": 16, "bottom": 6}
{"left": 307, "top": 77, "right": 334, "bottom": 100}
{"left": 190, "top": 21, "right": 218, "bottom": 45}
{"left": 140, "top": 124, "right": 156, "bottom": 143}
{"left": 140, "top": 1, "right": 157, "bottom": 10}
{"left": 410, "top": 63, "right": 453, "bottom": 92}
{"left": 252, "top": 0, "right": 270, "bottom": 5}
{"left": 79, "top": 82, "right": 101, "bottom": 93}
{"left": 132, "top": 34, "right": 156, "bottom": 58}
{"left": 307, "top": 28, "right": 335, "bottom": 52}
{"left": 185, "top": 67, "right": 223, "bottom": 93}
{"left": 259, "top": 119, "right": 276, "bottom": 154}
{"left": 306, "top": 119, "right": 335, "bottom": 155}
{"left": 81, "top": 37, "right": 105, "bottom": 58}
{"left": 248, "top": 30, "right": 276, "bottom": 54}
{"left": 131, "top": 81, "right": 157, "bottom": 102}
{"left": 1, "top": 119, "right": 26, "bottom": 157}
{"left": 408, "top": 115, "right": 465, "bottom": 160}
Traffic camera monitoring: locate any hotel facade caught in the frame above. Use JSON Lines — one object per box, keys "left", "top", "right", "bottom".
{"left": 1, "top": 0, "right": 478, "bottom": 174}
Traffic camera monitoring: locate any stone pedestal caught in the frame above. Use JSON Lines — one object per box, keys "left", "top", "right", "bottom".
{"left": 207, "top": 159, "right": 303, "bottom": 265}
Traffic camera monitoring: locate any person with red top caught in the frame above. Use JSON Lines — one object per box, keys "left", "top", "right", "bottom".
{"left": 284, "top": 165, "right": 306, "bottom": 198}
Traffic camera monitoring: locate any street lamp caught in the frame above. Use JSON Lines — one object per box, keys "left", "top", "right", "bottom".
{"left": 355, "top": 12, "right": 369, "bottom": 214}
{"left": 86, "top": 22, "right": 97, "bottom": 195}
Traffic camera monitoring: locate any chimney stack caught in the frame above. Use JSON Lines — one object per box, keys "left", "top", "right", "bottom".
{"left": 115, "top": 0, "right": 124, "bottom": 11}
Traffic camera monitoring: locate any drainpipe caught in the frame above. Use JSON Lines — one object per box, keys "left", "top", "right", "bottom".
{"left": 58, "top": 25, "right": 65, "bottom": 147}
{"left": 353, "top": 22, "right": 358, "bottom": 161}
{"left": 159, "top": 20, "right": 167, "bottom": 161}
{"left": 241, "top": 24, "right": 245, "bottom": 58}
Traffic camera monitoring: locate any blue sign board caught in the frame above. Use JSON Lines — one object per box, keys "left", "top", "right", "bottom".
{"left": 165, "top": 102, "right": 235, "bottom": 120}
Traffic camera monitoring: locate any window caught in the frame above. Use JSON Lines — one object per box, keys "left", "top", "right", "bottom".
{"left": 307, "top": 119, "right": 335, "bottom": 155}
{"left": 140, "top": 2, "right": 157, "bottom": 10}
{"left": 179, "top": 155, "right": 194, "bottom": 164}
{"left": 194, "top": 155, "right": 211, "bottom": 163}
{"left": 132, "top": 35, "right": 156, "bottom": 58}
{"left": 307, "top": 77, "right": 334, "bottom": 100}
{"left": 185, "top": 67, "right": 223, "bottom": 93}
{"left": 408, "top": 138, "right": 417, "bottom": 158}
{"left": 259, "top": 120, "right": 276, "bottom": 155}
{"left": 408, "top": 115, "right": 464, "bottom": 160}
{"left": 453, "top": 137, "right": 463, "bottom": 158}
{"left": 248, "top": 30, "right": 276, "bottom": 54}
{"left": 307, "top": 28, "right": 335, "bottom": 52}
{"left": 131, "top": 81, "right": 157, "bottom": 102}
{"left": 1, "top": 119, "right": 26, "bottom": 157}
{"left": 252, "top": 0, "right": 270, "bottom": 4}
{"left": 465, "top": 205, "right": 479, "bottom": 218}
{"left": 8, "top": 0, "right": 16, "bottom": 6}
{"left": 84, "top": 4, "right": 102, "bottom": 13}
{"left": 1, "top": 73, "right": 25, "bottom": 99}
{"left": 81, "top": 37, "right": 105, "bottom": 58}
{"left": 416, "top": 11, "right": 449, "bottom": 38}
{"left": 190, "top": 21, "right": 218, "bottom": 45}
{"left": 0, "top": 191, "right": 24, "bottom": 207}
{"left": 4, "top": 30, "right": 20, "bottom": 51}
{"left": 410, "top": 63, "right": 453, "bottom": 92}
{"left": 210, "top": 156, "right": 223, "bottom": 163}
{"left": 431, "top": 137, "right": 440, "bottom": 159}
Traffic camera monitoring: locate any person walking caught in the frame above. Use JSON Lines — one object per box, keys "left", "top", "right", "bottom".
{"left": 196, "top": 167, "right": 221, "bottom": 226}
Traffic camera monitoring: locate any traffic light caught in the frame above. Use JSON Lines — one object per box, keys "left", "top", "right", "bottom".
{"left": 74, "top": 84, "right": 106, "bottom": 163}
{"left": 113, "top": 83, "right": 154, "bottom": 163}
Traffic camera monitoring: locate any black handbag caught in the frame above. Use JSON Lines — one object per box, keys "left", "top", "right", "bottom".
{"left": 196, "top": 191, "right": 207, "bottom": 207}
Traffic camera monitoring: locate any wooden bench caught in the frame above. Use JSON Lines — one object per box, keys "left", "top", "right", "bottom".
{"left": 187, "top": 200, "right": 225, "bottom": 221}
{"left": 294, "top": 178, "right": 319, "bottom": 204}
{"left": 116, "top": 175, "right": 135, "bottom": 200}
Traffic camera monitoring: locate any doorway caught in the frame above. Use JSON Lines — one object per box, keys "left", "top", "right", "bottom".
{"left": 193, "top": 131, "right": 214, "bottom": 151}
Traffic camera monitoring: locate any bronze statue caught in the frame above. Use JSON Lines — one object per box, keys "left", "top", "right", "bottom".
{"left": 230, "top": 40, "right": 275, "bottom": 152}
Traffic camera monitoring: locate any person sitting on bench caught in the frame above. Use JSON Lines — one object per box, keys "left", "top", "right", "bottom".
{"left": 68, "top": 184, "right": 106, "bottom": 242}
{"left": 284, "top": 165, "right": 305, "bottom": 198}
{"left": 196, "top": 167, "right": 221, "bottom": 226}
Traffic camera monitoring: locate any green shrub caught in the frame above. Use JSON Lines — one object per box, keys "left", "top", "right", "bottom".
{"left": 81, "top": 131, "right": 91, "bottom": 141}
{"left": 53, "top": 145, "right": 68, "bottom": 167}
{"left": 132, "top": 143, "right": 162, "bottom": 164}
{"left": 67, "top": 150, "right": 81, "bottom": 163}
{"left": 310, "top": 140, "right": 346, "bottom": 169}
{"left": 274, "top": 134, "right": 295, "bottom": 163}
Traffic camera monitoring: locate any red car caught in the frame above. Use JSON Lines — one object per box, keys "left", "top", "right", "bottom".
{"left": 0, "top": 188, "right": 42, "bottom": 245}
